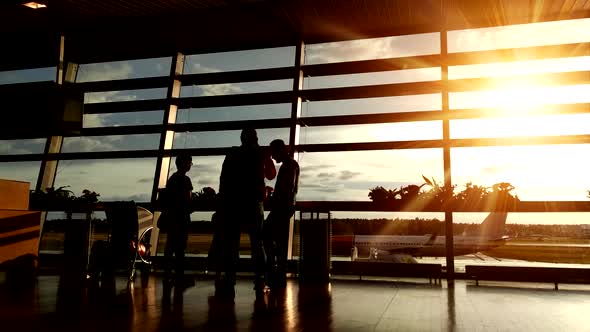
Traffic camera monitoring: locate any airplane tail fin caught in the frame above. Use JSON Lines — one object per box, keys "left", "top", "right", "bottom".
{"left": 479, "top": 212, "right": 508, "bottom": 239}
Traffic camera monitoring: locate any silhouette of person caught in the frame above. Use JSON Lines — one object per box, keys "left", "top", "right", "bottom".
{"left": 263, "top": 139, "right": 299, "bottom": 289}
{"left": 163, "top": 153, "right": 194, "bottom": 288}
{"left": 215, "top": 128, "right": 276, "bottom": 299}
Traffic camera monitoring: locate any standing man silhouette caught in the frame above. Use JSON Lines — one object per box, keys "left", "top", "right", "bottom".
{"left": 263, "top": 139, "right": 299, "bottom": 289}
{"left": 216, "top": 128, "right": 276, "bottom": 299}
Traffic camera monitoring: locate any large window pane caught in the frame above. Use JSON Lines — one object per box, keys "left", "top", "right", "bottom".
{"left": 451, "top": 145, "right": 590, "bottom": 201}
{"left": 0, "top": 161, "right": 40, "bottom": 186}
{"left": 180, "top": 80, "right": 292, "bottom": 97}
{"left": 54, "top": 158, "right": 156, "bottom": 202}
{"left": 452, "top": 212, "right": 590, "bottom": 273}
{"left": 303, "top": 67, "right": 440, "bottom": 89}
{"left": 301, "top": 94, "right": 442, "bottom": 117}
{"left": 173, "top": 128, "right": 289, "bottom": 149}
{"left": 297, "top": 149, "right": 443, "bottom": 201}
{"left": 451, "top": 114, "right": 590, "bottom": 139}
{"left": 448, "top": 18, "right": 590, "bottom": 53}
{"left": 299, "top": 121, "right": 442, "bottom": 145}
{"left": 0, "top": 139, "right": 46, "bottom": 155}
{"left": 449, "top": 57, "right": 590, "bottom": 80}
{"left": 184, "top": 47, "right": 295, "bottom": 74}
{"left": 450, "top": 85, "right": 590, "bottom": 111}
{"left": 62, "top": 134, "right": 160, "bottom": 152}
{"left": 176, "top": 104, "right": 290, "bottom": 123}
{"left": 305, "top": 33, "right": 440, "bottom": 64}
{"left": 84, "top": 111, "right": 164, "bottom": 128}
{"left": 0, "top": 67, "right": 56, "bottom": 85}
{"left": 84, "top": 88, "right": 167, "bottom": 103}
{"left": 76, "top": 57, "right": 172, "bottom": 82}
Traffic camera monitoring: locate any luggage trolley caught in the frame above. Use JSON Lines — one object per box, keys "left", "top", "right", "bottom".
{"left": 88, "top": 202, "right": 153, "bottom": 282}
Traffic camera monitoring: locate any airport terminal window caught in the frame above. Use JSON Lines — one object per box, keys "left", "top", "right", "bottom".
{"left": 168, "top": 155, "right": 225, "bottom": 193}
{"left": 76, "top": 57, "right": 172, "bottom": 82}
{"left": 62, "top": 134, "right": 160, "bottom": 153}
{"left": 299, "top": 121, "right": 442, "bottom": 145}
{"left": 300, "top": 94, "right": 442, "bottom": 117}
{"left": 0, "top": 161, "right": 41, "bottom": 186}
{"left": 451, "top": 145, "right": 590, "bottom": 201}
{"left": 176, "top": 104, "right": 291, "bottom": 123}
{"left": 53, "top": 158, "right": 156, "bottom": 202}
{"left": 83, "top": 110, "right": 165, "bottom": 128}
{"left": 296, "top": 149, "right": 443, "bottom": 201}
{"left": 179, "top": 79, "right": 293, "bottom": 97}
{"left": 450, "top": 113, "right": 590, "bottom": 139}
{"left": 304, "top": 33, "right": 440, "bottom": 64}
{"left": 173, "top": 128, "right": 289, "bottom": 149}
{"left": 184, "top": 46, "right": 295, "bottom": 74}
{"left": 452, "top": 212, "right": 590, "bottom": 273}
{"left": 448, "top": 18, "right": 590, "bottom": 53}
{"left": 84, "top": 88, "right": 168, "bottom": 103}
{"left": 302, "top": 67, "right": 441, "bottom": 90}
{"left": 0, "top": 66, "right": 56, "bottom": 85}
{"left": 0, "top": 138, "right": 46, "bottom": 155}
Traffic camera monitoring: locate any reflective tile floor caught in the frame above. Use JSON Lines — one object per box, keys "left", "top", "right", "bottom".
{"left": 1, "top": 274, "right": 590, "bottom": 332}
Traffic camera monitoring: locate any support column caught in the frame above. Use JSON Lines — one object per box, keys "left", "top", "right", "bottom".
{"left": 287, "top": 41, "right": 304, "bottom": 262}
{"left": 150, "top": 53, "right": 185, "bottom": 254}
{"left": 440, "top": 20, "right": 455, "bottom": 283}
{"left": 37, "top": 35, "right": 78, "bottom": 248}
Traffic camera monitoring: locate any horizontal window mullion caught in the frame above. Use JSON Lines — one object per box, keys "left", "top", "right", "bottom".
{"left": 299, "top": 111, "right": 444, "bottom": 127}
{"left": 44, "top": 150, "right": 160, "bottom": 160}
{"left": 302, "top": 54, "right": 442, "bottom": 77}
{"left": 179, "top": 66, "right": 294, "bottom": 85}
{"left": 0, "top": 154, "right": 44, "bottom": 162}
{"left": 84, "top": 99, "right": 168, "bottom": 114}
{"left": 301, "top": 81, "right": 443, "bottom": 101}
{"left": 172, "top": 118, "right": 291, "bottom": 132}
{"left": 68, "top": 76, "right": 170, "bottom": 92}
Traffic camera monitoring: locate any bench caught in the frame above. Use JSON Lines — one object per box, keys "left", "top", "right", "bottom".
{"left": 331, "top": 261, "right": 443, "bottom": 284}
{"left": 465, "top": 265, "right": 590, "bottom": 290}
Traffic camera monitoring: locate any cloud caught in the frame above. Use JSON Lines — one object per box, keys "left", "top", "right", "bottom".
{"left": 78, "top": 62, "right": 134, "bottom": 82}
{"left": 137, "top": 177, "right": 152, "bottom": 183}
{"left": 106, "top": 193, "right": 151, "bottom": 202}
{"left": 338, "top": 170, "right": 362, "bottom": 180}
{"left": 301, "top": 164, "right": 335, "bottom": 172}
{"left": 317, "top": 172, "right": 336, "bottom": 179}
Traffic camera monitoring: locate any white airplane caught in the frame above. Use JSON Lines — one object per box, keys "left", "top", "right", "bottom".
{"left": 336, "top": 212, "right": 508, "bottom": 263}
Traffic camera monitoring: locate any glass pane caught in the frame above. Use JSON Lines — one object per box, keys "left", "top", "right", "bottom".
{"left": 173, "top": 128, "right": 289, "bottom": 149}
{"left": 0, "top": 139, "right": 46, "bottom": 155}
{"left": 84, "top": 88, "right": 167, "bottom": 103}
{"left": 54, "top": 158, "right": 157, "bottom": 202}
{"left": 0, "top": 161, "right": 40, "bottom": 186}
{"left": 168, "top": 155, "right": 224, "bottom": 193}
{"left": 451, "top": 114, "right": 590, "bottom": 139}
{"left": 305, "top": 33, "right": 440, "bottom": 64}
{"left": 303, "top": 67, "right": 441, "bottom": 89}
{"left": 0, "top": 67, "right": 56, "bottom": 85}
{"left": 184, "top": 46, "right": 295, "bottom": 73}
{"left": 451, "top": 145, "right": 590, "bottom": 201}
{"left": 448, "top": 18, "right": 590, "bottom": 53}
{"left": 450, "top": 84, "right": 590, "bottom": 111}
{"left": 301, "top": 94, "right": 442, "bottom": 117}
{"left": 176, "top": 104, "right": 290, "bottom": 123}
{"left": 76, "top": 57, "right": 172, "bottom": 82}
{"left": 453, "top": 212, "right": 590, "bottom": 273}
{"left": 297, "top": 149, "right": 443, "bottom": 201}
{"left": 84, "top": 111, "right": 164, "bottom": 128}
{"left": 299, "top": 121, "right": 442, "bottom": 144}
{"left": 62, "top": 134, "right": 160, "bottom": 152}
{"left": 180, "top": 79, "right": 292, "bottom": 97}
{"left": 449, "top": 57, "right": 590, "bottom": 80}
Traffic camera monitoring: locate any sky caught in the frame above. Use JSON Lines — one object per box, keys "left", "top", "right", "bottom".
{"left": 1, "top": 18, "right": 590, "bottom": 224}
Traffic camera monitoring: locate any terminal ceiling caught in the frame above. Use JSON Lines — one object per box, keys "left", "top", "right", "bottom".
{"left": 1, "top": 0, "right": 589, "bottom": 70}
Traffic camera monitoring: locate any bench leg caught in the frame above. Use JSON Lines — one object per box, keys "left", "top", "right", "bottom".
{"left": 554, "top": 283, "right": 558, "bottom": 290}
